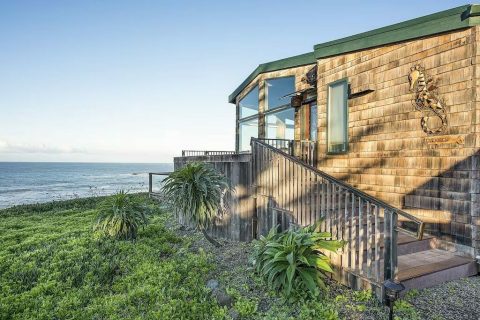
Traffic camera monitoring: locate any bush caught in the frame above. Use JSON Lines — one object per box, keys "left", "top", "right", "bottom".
{"left": 94, "top": 190, "right": 149, "bottom": 240}
{"left": 161, "top": 162, "right": 231, "bottom": 246}
{"left": 251, "top": 222, "right": 344, "bottom": 300}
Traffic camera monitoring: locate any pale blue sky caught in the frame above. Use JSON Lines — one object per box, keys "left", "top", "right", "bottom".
{"left": 0, "top": 0, "right": 468, "bottom": 162}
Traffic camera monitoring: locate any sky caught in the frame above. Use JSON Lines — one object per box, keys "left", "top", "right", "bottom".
{"left": 0, "top": 0, "right": 469, "bottom": 163}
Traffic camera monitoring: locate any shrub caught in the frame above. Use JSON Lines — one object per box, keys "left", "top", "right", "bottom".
{"left": 234, "top": 297, "right": 258, "bottom": 318}
{"left": 161, "top": 162, "right": 231, "bottom": 247}
{"left": 251, "top": 222, "right": 344, "bottom": 300}
{"left": 299, "top": 300, "right": 339, "bottom": 320}
{"left": 94, "top": 190, "right": 149, "bottom": 240}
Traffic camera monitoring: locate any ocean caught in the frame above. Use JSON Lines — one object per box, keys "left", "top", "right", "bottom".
{"left": 0, "top": 162, "right": 173, "bottom": 209}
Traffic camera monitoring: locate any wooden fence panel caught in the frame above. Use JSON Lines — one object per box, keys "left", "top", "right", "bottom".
{"left": 173, "top": 153, "right": 255, "bottom": 241}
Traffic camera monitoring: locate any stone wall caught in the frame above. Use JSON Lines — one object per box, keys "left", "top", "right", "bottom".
{"left": 316, "top": 27, "right": 480, "bottom": 255}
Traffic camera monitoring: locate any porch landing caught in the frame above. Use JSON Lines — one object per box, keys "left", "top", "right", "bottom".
{"left": 398, "top": 248, "right": 477, "bottom": 291}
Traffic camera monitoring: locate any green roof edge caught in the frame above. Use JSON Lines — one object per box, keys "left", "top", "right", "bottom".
{"left": 228, "top": 4, "right": 480, "bottom": 104}
{"left": 313, "top": 4, "right": 479, "bottom": 59}
{"left": 227, "top": 52, "right": 315, "bottom": 103}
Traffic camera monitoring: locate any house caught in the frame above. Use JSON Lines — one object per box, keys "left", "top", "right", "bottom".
{"left": 170, "top": 4, "right": 480, "bottom": 296}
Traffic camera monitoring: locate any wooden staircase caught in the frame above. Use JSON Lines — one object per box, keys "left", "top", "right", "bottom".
{"left": 394, "top": 234, "right": 477, "bottom": 291}
{"left": 251, "top": 138, "right": 478, "bottom": 297}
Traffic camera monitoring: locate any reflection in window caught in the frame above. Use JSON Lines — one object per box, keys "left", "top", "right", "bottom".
{"left": 266, "top": 77, "right": 295, "bottom": 110}
{"left": 239, "top": 86, "right": 259, "bottom": 119}
{"left": 266, "top": 108, "right": 294, "bottom": 140}
{"left": 327, "top": 79, "right": 348, "bottom": 153}
{"left": 239, "top": 117, "right": 258, "bottom": 152}
{"left": 310, "top": 103, "right": 317, "bottom": 141}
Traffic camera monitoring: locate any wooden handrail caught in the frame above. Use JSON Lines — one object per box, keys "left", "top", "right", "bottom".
{"left": 250, "top": 137, "right": 426, "bottom": 290}
{"left": 181, "top": 150, "right": 236, "bottom": 157}
{"left": 251, "top": 137, "right": 424, "bottom": 240}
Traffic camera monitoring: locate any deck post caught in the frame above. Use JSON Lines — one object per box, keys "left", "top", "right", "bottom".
{"left": 391, "top": 213, "right": 398, "bottom": 281}
{"left": 384, "top": 210, "right": 392, "bottom": 281}
{"left": 384, "top": 210, "right": 398, "bottom": 282}
{"left": 148, "top": 173, "right": 153, "bottom": 196}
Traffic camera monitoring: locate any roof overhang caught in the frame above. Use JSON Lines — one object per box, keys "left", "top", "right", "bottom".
{"left": 228, "top": 52, "right": 315, "bottom": 104}
{"left": 313, "top": 4, "right": 480, "bottom": 59}
{"left": 228, "top": 4, "right": 480, "bottom": 105}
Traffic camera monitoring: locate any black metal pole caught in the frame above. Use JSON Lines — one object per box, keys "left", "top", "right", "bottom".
{"left": 389, "top": 301, "right": 394, "bottom": 320}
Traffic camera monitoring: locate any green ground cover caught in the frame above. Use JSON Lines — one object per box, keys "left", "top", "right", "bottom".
{"left": 1, "top": 194, "right": 471, "bottom": 320}
{"left": 0, "top": 196, "right": 226, "bottom": 319}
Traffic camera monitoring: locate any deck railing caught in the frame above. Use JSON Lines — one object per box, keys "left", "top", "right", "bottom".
{"left": 181, "top": 150, "right": 236, "bottom": 157}
{"left": 257, "top": 138, "right": 317, "bottom": 166}
{"left": 148, "top": 172, "right": 172, "bottom": 196}
{"left": 251, "top": 137, "right": 424, "bottom": 292}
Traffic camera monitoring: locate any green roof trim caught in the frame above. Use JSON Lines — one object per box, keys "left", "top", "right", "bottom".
{"left": 228, "top": 52, "right": 315, "bottom": 103}
{"left": 229, "top": 4, "right": 480, "bottom": 104}
{"left": 313, "top": 4, "right": 479, "bottom": 59}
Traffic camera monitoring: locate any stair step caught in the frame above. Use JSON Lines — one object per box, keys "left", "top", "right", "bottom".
{"left": 398, "top": 249, "right": 477, "bottom": 291}
{"left": 350, "top": 233, "right": 433, "bottom": 261}
{"left": 397, "top": 233, "right": 433, "bottom": 255}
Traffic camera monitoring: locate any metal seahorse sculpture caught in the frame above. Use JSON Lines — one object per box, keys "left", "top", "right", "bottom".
{"left": 408, "top": 64, "right": 447, "bottom": 134}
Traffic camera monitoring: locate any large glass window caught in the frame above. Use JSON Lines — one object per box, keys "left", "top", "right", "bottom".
{"left": 239, "top": 86, "right": 259, "bottom": 119}
{"left": 266, "top": 108, "right": 294, "bottom": 140}
{"left": 239, "top": 118, "right": 258, "bottom": 152}
{"left": 327, "top": 79, "right": 348, "bottom": 153}
{"left": 310, "top": 103, "right": 318, "bottom": 141}
{"left": 266, "top": 77, "right": 295, "bottom": 110}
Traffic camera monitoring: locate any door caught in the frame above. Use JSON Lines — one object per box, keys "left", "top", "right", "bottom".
{"left": 297, "top": 102, "right": 317, "bottom": 166}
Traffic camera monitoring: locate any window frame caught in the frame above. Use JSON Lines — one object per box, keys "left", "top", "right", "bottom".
{"left": 238, "top": 85, "right": 259, "bottom": 120}
{"left": 264, "top": 105, "right": 295, "bottom": 141}
{"left": 238, "top": 115, "right": 259, "bottom": 152}
{"left": 265, "top": 76, "right": 295, "bottom": 111}
{"left": 309, "top": 102, "right": 318, "bottom": 142}
{"left": 326, "top": 78, "right": 349, "bottom": 155}
{"left": 237, "top": 84, "right": 260, "bottom": 153}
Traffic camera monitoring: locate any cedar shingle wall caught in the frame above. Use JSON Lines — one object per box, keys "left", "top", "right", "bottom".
{"left": 316, "top": 27, "right": 480, "bottom": 252}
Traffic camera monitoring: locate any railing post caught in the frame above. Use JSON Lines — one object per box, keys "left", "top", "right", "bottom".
{"left": 148, "top": 173, "right": 153, "bottom": 196}
{"left": 384, "top": 210, "right": 398, "bottom": 282}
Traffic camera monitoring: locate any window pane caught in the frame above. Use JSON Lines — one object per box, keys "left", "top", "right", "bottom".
{"left": 239, "top": 117, "right": 258, "bottom": 152}
{"left": 239, "top": 86, "right": 259, "bottom": 119}
{"left": 327, "top": 81, "right": 348, "bottom": 153}
{"left": 266, "top": 108, "right": 294, "bottom": 140}
{"left": 266, "top": 77, "right": 295, "bottom": 110}
{"left": 310, "top": 103, "right": 318, "bottom": 141}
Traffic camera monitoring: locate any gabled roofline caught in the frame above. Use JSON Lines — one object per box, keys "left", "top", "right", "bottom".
{"left": 227, "top": 52, "right": 315, "bottom": 104}
{"left": 228, "top": 4, "right": 480, "bottom": 104}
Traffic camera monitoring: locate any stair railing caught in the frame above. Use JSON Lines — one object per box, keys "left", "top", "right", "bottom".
{"left": 250, "top": 137, "right": 425, "bottom": 289}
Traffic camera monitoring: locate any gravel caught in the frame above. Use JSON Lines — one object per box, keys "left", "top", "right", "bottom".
{"left": 405, "top": 276, "right": 480, "bottom": 320}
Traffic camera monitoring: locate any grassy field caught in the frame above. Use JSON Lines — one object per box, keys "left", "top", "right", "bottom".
{"left": 2, "top": 194, "right": 472, "bottom": 320}
{"left": 0, "top": 196, "right": 227, "bottom": 319}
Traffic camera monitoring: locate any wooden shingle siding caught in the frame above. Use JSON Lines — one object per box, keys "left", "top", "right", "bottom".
{"left": 316, "top": 27, "right": 480, "bottom": 255}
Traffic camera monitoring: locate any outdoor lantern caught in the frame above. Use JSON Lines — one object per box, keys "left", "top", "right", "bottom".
{"left": 291, "top": 95, "right": 302, "bottom": 108}
{"left": 383, "top": 279, "right": 405, "bottom": 320}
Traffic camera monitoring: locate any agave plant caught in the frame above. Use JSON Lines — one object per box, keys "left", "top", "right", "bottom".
{"left": 252, "top": 221, "right": 344, "bottom": 300}
{"left": 161, "top": 162, "right": 231, "bottom": 247}
{"left": 94, "top": 190, "right": 149, "bottom": 240}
